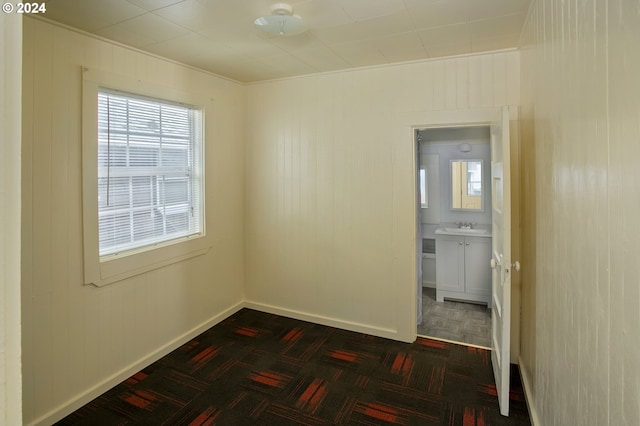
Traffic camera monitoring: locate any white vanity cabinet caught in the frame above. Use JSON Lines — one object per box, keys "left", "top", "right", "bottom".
{"left": 435, "top": 233, "right": 492, "bottom": 307}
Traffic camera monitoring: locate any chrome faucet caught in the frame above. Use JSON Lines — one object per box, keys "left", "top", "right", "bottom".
{"left": 455, "top": 221, "right": 476, "bottom": 229}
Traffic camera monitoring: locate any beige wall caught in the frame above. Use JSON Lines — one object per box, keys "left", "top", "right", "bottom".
{"left": 1, "top": 13, "right": 23, "bottom": 426}
{"left": 245, "top": 51, "right": 519, "bottom": 342}
{"left": 519, "top": 0, "right": 640, "bottom": 425}
{"left": 21, "top": 18, "right": 245, "bottom": 425}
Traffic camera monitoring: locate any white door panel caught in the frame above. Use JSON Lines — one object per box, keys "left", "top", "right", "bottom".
{"left": 490, "top": 106, "right": 512, "bottom": 416}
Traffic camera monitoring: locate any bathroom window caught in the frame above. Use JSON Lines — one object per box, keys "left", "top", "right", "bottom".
{"left": 420, "top": 166, "right": 428, "bottom": 208}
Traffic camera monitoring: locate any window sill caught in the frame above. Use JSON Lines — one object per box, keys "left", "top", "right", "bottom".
{"left": 85, "top": 235, "right": 211, "bottom": 287}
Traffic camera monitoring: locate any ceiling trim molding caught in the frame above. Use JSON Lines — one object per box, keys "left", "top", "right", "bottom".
{"left": 245, "top": 47, "right": 519, "bottom": 85}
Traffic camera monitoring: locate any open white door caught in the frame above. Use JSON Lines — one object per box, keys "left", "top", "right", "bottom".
{"left": 416, "top": 138, "right": 423, "bottom": 325}
{"left": 490, "top": 106, "right": 517, "bottom": 416}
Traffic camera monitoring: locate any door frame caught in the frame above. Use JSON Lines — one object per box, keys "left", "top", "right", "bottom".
{"left": 407, "top": 107, "right": 520, "bottom": 361}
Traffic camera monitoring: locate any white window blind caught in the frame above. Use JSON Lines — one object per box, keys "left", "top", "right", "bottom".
{"left": 97, "top": 89, "right": 203, "bottom": 257}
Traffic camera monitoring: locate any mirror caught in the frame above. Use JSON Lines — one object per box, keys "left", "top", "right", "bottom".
{"left": 451, "top": 160, "right": 483, "bottom": 211}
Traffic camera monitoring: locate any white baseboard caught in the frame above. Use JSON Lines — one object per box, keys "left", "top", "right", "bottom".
{"left": 244, "top": 300, "right": 407, "bottom": 342}
{"left": 518, "top": 356, "right": 541, "bottom": 426}
{"left": 30, "top": 300, "right": 414, "bottom": 425}
{"left": 29, "top": 301, "right": 245, "bottom": 426}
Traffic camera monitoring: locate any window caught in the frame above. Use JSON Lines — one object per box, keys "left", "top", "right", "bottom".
{"left": 420, "top": 166, "right": 428, "bottom": 208}
{"left": 97, "top": 89, "right": 203, "bottom": 257}
{"left": 82, "top": 68, "right": 210, "bottom": 287}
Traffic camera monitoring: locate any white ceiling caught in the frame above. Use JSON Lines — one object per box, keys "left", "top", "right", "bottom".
{"left": 42, "top": 0, "right": 531, "bottom": 83}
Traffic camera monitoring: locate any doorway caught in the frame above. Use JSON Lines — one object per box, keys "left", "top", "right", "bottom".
{"left": 415, "top": 125, "right": 492, "bottom": 348}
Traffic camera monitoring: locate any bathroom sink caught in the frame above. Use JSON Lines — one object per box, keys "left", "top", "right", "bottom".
{"left": 443, "top": 227, "right": 488, "bottom": 234}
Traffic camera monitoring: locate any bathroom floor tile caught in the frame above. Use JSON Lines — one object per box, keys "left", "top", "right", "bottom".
{"left": 418, "top": 287, "right": 492, "bottom": 347}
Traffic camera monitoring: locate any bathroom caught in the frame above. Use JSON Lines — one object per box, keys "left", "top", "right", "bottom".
{"left": 416, "top": 126, "right": 493, "bottom": 347}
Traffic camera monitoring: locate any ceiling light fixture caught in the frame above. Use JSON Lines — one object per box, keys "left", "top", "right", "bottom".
{"left": 254, "top": 3, "right": 308, "bottom": 37}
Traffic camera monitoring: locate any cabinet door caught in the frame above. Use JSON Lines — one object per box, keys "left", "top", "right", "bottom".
{"left": 435, "top": 235, "right": 465, "bottom": 293}
{"left": 464, "top": 236, "right": 492, "bottom": 296}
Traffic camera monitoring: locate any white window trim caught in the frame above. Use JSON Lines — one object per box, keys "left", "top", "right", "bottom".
{"left": 82, "top": 67, "right": 211, "bottom": 287}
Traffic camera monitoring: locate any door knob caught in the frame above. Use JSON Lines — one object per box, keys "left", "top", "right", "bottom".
{"left": 490, "top": 258, "right": 498, "bottom": 269}
{"left": 512, "top": 261, "right": 521, "bottom": 271}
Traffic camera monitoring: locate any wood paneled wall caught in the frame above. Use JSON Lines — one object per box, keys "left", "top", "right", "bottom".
{"left": 520, "top": 0, "right": 640, "bottom": 425}
{"left": 2, "top": 13, "right": 23, "bottom": 426}
{"left": 21, "top": 18, "right": 245, "bottom": 425}
{"left": 245, "top": 51, "right": 519, "bottom": 342}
